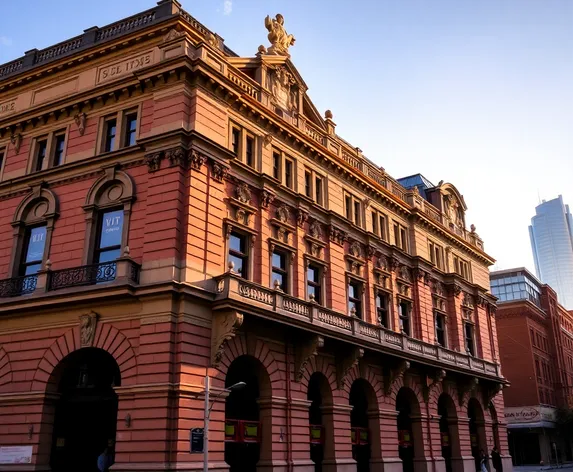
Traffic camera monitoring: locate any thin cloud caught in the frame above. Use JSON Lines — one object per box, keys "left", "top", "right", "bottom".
{"left": 0, "top": 36, "right": 13, "bottom": 47}
{"left": 223, "top": 0, "right": 232, "bottom": 15}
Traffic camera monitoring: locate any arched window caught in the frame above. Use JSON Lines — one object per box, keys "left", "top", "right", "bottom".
{"left": 83, "top": 166, "right": 135, "bottom": 266}
{"left": 9, "top": 185, "right": 59, "bottom": 292}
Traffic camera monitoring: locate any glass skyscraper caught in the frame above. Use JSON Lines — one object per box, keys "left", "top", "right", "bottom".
{"left": 529, "top": 195, "right": 573, "bottom": 309}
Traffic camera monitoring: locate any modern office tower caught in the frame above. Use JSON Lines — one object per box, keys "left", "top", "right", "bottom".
{"left": 529, "top": 195, "right": 573, "bottom": 309}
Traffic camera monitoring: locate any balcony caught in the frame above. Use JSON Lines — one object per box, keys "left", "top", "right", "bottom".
{"left": 0, "top": 258, "right": 140, "bottom": 299}
{"left": 215, "top": 274, "right": 502, "bottom": 380}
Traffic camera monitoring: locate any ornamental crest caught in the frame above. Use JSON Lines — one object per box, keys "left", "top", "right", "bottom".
{"left": 80, "top": 311, "right": 98, "bottom": 347}
{"left": 309, "top": 220, "right": 322, "bottom": 239}
{"left": 268, "top": 66, "right": 296, "bottom": 111}
{"left": 276, "top": 203, "right": 290, "bottom": 223}
{"left": 235, "top": 182, "right": 252, "bottom": 204}
{"left": 349, "top": 241, "right": 363, "bottom": 258}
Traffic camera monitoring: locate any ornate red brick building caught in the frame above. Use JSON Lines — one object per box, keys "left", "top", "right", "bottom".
{"left": 0, "top": 2, "right": 510, "bottom": 472}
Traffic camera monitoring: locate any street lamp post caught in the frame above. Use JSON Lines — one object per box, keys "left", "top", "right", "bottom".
{"left": 203, "top": 376, "right": 246, "bottom": 472}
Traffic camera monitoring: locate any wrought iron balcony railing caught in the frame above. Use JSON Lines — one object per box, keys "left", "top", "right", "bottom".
{"left": 216, "top": 274, "right": 502, "bottom": 380}
{"left": 0, "top": 275, "right": 38, "bottom": 298}
{"left": 47, "top": 259, "right": 140, "bottom": 291}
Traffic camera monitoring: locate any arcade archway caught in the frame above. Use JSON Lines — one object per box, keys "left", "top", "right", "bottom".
{"left": 224, "top": 355, "right": 271, "bottom": 472}
{"left": 396, "top": 387, "right": 422, "bottom": 472}
{"left": 468, "top": 398, "right": 486, "bottom": 471}
{"left": 49, "top": 348, "right": 120, "bottom": 472}
{"left": 438, "top": 394, "right": 460, "bottom": 472}
{"left": 308, "top": 372, "right": 334, "bottom": 472}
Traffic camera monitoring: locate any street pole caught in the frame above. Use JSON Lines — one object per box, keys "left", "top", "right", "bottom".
{"left": 203, "top": 375, "right": 210, "bottom": 472}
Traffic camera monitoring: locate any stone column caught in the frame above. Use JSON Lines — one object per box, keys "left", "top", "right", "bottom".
{"left": 289, "top": 398, "right": 315, "bottom": 472}
{"left": 257, "top": 396, "right": 288, "bottom": 472}
{"left": 371, "top": 408, "right": 403, "bottom": 472}
{"left": 428, "top": 416, "right": 447, "bottom": 472}
{"left": 455, "top": 417, "right": 476, "bottom": 472}
{"left": 321, "top": 403, "right": 355, "bottom": 472}
{"left": 410, "top": 414, "right": 430, "bottom": 472}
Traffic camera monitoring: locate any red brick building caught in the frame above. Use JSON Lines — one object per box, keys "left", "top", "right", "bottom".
{"left": 0, "top": 2, "right": 510, "bottom": 472}
{"left": 491, "top": 268, "right": 573, "bottom": 466}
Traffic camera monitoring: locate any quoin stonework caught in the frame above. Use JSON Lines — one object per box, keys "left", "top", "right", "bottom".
{"left": 0, "top": 2, "right": 511, "bottom": 472}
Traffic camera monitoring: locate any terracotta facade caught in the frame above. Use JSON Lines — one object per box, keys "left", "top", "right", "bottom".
{"left": 0, "top": 2, "right": 511, "bottom": 472}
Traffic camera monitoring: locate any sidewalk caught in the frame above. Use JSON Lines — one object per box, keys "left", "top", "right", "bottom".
{"left": 514, "top": 463, "right": 573, "bottom": 472}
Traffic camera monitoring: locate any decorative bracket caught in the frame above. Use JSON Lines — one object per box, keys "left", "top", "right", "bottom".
{"left": 189, "top": 150, "right": 208, "bottom": 170}
{"left": 458, "top": 377, "right": 479, "bottom": 407}
{"left": 261, "top": 189, "right": 275, "bottom": 209}
{"left": 384, "top": 360, "right": 410, "bottom": 395}
{"left": 336, "top": 346, "right": 364, "bottom": 389}
{"left": 423, "top": 369, "right": 446, "bottom": 403}
{"left": 484, "top": 382, "right": 503, "bottom": 406}
{"left": 211, "top": 310, "right": 244, "bottom": 368}
{"left": 211, "top": 160, "right": 229, "bottom": 183}
{"left": 79, "top": 311, "right": 99, "bottom": 348}
{"left": 294, "top": 335, "right": 324, "bottom": 382}
{"left": 10, "top": 133, "right": 22, "bottom": 154}
{"left": 74, "top": 113, "right": 87, "bottom": 136}
{"left": 145, "top": 151, "right": 164, "bottom": 173}
{"left": 166, "top": 146, "right": 187, "bottom": 168}
{"left": 296, "top": 208, "right": 309, "bottom": 228}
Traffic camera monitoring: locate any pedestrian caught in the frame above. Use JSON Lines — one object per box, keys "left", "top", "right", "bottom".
{"left": 491, "top": 446, "right": 503, "bottom": 472}
{"left": 479, "top": 449, "right": 489, "bottom": 472}
{"left": 97, "top": 447, "right": 113, "bottom": 472}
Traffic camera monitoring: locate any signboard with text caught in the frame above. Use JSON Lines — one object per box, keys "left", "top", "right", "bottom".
{"left": 504, "top": 406, "right": 557, "bottom": 425}
{"left": 0, "top": 446, "right": 33, "bottom": 464}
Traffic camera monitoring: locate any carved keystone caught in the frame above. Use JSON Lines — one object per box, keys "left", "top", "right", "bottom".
{"left": 294, "top": 335, "right": 324, "bottom": 382}
{"left": 211, "top": 310, "right": 244, "bottom": 367}
{"left": 336, "top": 347, "right": 364, "bottom": 389}
{"left": 384, "top": 360, "right": 410, "bottom": 395}
{"left": 80, "top": 311, "right": 99, "bottom": 348}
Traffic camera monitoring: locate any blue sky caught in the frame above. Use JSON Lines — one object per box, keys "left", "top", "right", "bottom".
{"left": 1, "top": 0, "right": 572, "bottom": 273}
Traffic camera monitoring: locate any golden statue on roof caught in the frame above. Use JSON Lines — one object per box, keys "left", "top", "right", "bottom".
{"left": 264, "top": 14, "right": 295, "bottom": 55}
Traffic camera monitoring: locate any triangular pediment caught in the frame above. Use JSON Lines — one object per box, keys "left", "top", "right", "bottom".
{"left": 228, "top": 54, "right": 327, "bottom": 131}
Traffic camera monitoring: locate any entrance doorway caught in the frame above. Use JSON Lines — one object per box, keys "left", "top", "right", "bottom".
{"left": 50, "top": 348, "right": 120, "bottom": 472}
{"left": 438, "top": 394, "right": 459, "bottom": 472}
{"left": 467, "top": 399, "right": 486, "bottom": 472}
{"left": 308, "top": 373, "right": 330, "bottom": 472}
{"left": 350, "top": 380, "right": 372, "bottom": 472}
{"left": 397, "top": 388, "right": 420, "bottom": 472}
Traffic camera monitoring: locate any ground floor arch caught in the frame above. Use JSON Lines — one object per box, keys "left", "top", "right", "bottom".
{"left": 438, "top": 393, "right": 461, "bottom": 472}
{"left": 308, "top": 372, "right": 334, "bottom": 472}
{"left": 468, "top": 398, "right": 486, "bottom": 471}
{"left": 224, "top": 354, "right": 272, "bottom": 472}
{"left": 49, "top": 348, "right": 120, "bottom": 472}
{"left": 396, "top": 387, "right": 423, "bottom": 472}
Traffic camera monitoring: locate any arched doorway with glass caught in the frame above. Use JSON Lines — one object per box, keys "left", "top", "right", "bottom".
{"left": 308, "top": 372, "right": 334, "bottom": 472}
{"left": 396, "top": 387, "right": 423, "bottom": 472}
{"left": 468, "top": 398, "right": 486, "bottom": 472}
{"left": 49, "top": 348, "right": 120, "bottom": 472}
{"left": 438, "top": 394, "right": 461, "bottom": 472}
{"left": 224, "top": 355, "right": 271, "bottom": 472}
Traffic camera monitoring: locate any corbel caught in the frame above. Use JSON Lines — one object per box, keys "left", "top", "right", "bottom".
{"left": 145, "top": 151, "right": 164, "bottom": 173}
{"left": 74, "top": 112, "right": 87, "bottom": 136}
{"left": 211, "top": 310, "right": 244, "bottom": 368}
{"left": 336, "top": 346, "right": 364, "bottom": 389}
{"left": 423, "top": 369, "right": 446, "bottom": 403}
{"left": 384, "top": 360, "right": 410, "bottom": 395}
{"left": 458, "top": 377, "right": 479, "bottom": 407}
{"left": 294, "top": 335, "right": 324, "bottom": 382}
{"left": 10, "top": 133, "right": 22, "bottom": 154}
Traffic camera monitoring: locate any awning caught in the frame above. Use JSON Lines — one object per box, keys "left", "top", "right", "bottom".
{"left": 507, "top": 422, "right": 556, "bottom": 430}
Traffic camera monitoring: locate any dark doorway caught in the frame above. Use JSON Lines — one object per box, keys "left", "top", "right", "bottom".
{"left": 308, "top": 374, "right": 327, "bottom": 472}
{"left": 438, "top": 395, "right": 456, "bottom": 472}
{"left": 350, "top": 380, "right": 371, "bottom": 472}
{"left": 396, "top": 388, "right": 417, "bottom": 472}
{"left": 468, "top": 399, "right": 485, "bottom": 472}
{"left": 225, "top": 356, "right": 266, "bottom": 472}
{"left": 50, "top": 348, "right": 120, "bottom": 472}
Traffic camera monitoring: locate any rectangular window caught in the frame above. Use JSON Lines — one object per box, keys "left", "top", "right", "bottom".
{"left": 0, "top": 147, "right": 5, "bottom": 179}
{"left": 530, "top": 328, "right": 535, "bottom": 347}
{"left": 372, "top": 211, "right": 378, "bottom": 235}
{"left": 52, "top": 134, "right": 66, "bottom": 167}
{"left": 435, "top": 313, "right": 446, "bottom": 347}
{"left": 35, "top": 139, "right": 48, "bottom": 172}
{"left": 315, "top": 176, "right": 323, "bottom": 206}
{"left": 123, "top": 112, "right": 138, "bottom": 147}
{"left": 345, "top": 192, "right": 362, "bottom": 226}
{"left": 19, "top": 225, "right": 47, "bottom": 276}
{"left": 305, "top": 170, "right": 312, "bottom": 198}
{"left": 284, "top": 158, "right": 293, "bottom": 189}
{"left": 104, "top": 118, "right": 117, "bottom": 153}
{"left": 429, "top": 241, "right": 444, "bottom": 270}
{"left": 228, "top": 231, "right": 248, "bottom": 279}
{"left": 307, "top": 264, "right": 322, "bottom": 304}
{"left": 376, "top": 292, "right": 389, "bottom": 328}
{"left": 453, "top": 256, "right": 470, "bottom": 280}
{"left": 394, "top": 222, "right": 408, "bottom": 252}
{"left": 464, "top": 323, "right": 475, "bottom": 356}
{"left": 371, "top": 210, "right": 388, "bottom": 240}
{"left": 95, "top": 209, "right": 124, "bottom": 264}
{"left": 245, "top": 135, "right": 255, "bottom": 168}
{"left": 272, "top": 150, "right": 281, "bottom": 180}
{"left": 231, "top": 127, "right": 241, "bottom": 156}
{"left": 348, "top": 280, "right": 363, "bottom": 319}
{"left": 399, "top": 300, "right": 411, "bottom": 336}
{"left": 271, "top": 249, "right": 289, "bottom": 293}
